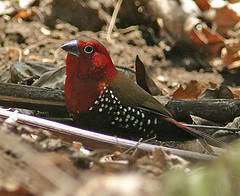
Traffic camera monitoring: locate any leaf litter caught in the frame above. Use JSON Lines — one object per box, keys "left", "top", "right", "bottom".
{"left": 0, "top": 0, "right": 239, "bottom": 195}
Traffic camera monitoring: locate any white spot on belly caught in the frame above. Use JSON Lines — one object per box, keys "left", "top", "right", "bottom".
{"left": 147, "top": 119, "right": 151, "bottom": 125}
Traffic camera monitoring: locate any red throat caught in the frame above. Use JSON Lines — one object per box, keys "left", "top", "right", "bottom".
{"left": 64, "top": 44, "right": 117, "bottom": 114}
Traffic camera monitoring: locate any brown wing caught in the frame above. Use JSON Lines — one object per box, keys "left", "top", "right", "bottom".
{"left": 109, "top": 72, "right": 173, "bottom": 117}
{"left": 109, "top": 72, "right": 224, "bottom": 147}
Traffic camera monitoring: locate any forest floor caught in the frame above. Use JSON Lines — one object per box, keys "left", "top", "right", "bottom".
{"left": 0, "top": 0, "right": 240, "bottom": 195}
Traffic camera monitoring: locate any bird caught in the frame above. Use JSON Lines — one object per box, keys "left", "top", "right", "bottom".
{"left": 61, "top": 39, "right": 222, "bottom": 146}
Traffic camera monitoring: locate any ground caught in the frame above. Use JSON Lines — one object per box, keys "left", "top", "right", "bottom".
{"left": 0, "top": 0, "right": 240, "bottom": 195}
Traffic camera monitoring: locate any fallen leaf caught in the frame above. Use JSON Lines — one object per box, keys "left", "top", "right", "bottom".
{"left": 172, "top": 80, "right": 210, "bottom": 99}
{"left": 172, "top": 80, "right": 219, "bottom": 99}
{"left": 222, "top": 39, "right": 240, "bottom": 69}
{"left": 195, "top": 0, "right": 211, "bottom": 11}
{"left": 214, "top": 5, "right": 240, "bottom": 35}
{"left": 0, "top": 186, "right": 32, "bottom": 196}
{"left": 200, "top": 85, "right": 234, "bottom": 99}
{"left": 15, "top": 10, "right": 33, "bottom": 20}
{"left": 229, "top": 86, "right": 240, "bottom": 98}
{"left": 227, "top": 0, "right": 240, "bottom": 3}
{"left": 189, "top": 23, "right": 225, "bottom": 58}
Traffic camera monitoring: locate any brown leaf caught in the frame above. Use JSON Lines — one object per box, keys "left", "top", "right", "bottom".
{"left": 195, "top": 0, "right": 211, "bottom": 11}
{"left": 189, "top": 23, "right": 225, "bottom": 58}
{"left": 229, "top": 86, "right": 240, "bottom": 98}
{"left": 0, "top": 187, "right": 33, "bottom": 196}
{"left": 214, "top": 6, "right": 240, "bottom": 35}
{"left": 172, "top": 80, "right": 209, "bottom": 99}
{"left": 227, "top": 0, "right": 240, "bottom": 3}
{"left": 222, "top": 39, "right": 240, "bottom": 69}
{"left": 200, "top": 85, "right": 234, "bottom": 99}
{"left": 15, "top": 10, "right": 33, "bottom": 20}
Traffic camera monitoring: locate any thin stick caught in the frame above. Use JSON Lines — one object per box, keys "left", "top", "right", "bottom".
{"left": 0, "top": 109, "right": 217, "bottom": 161}
{"left": 2, "top": 82, "right": 240, "bottom": 123}
{"left": 0, "top": 83, "right": 239, "bottom": 132}
{"left": 0, "top": 82, "right": 66, "bottom": 113}
{"left": 106, "top": 0, "right": 123, "bottom": 42}
{"left": 184, "top": 124, "right": 240, "bottom": 133}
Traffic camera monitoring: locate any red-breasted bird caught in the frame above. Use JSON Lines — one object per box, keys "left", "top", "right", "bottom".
{"left": 61, "top": 39, "right": 221, "bottom": 146}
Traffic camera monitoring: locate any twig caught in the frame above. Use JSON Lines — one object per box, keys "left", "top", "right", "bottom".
{"left": 31, "top": 6, "right": 45, "bottom": 23}
{"left": 1, "top": 83, "right": 240, "bottom": 132}
{"left": 183, "top": 124, "right": 240, "bottom": 133}
{"left": 164, "top": 98, "right": 240, "bottom": 122}
{"left": 106, "top": 0, "right": 123, "bottom": 42}
{"left": 0, "top": 82, "right": 66, "bottom": 114}
{"left": 123, "top": 138, "right": 143, "bottom": 155}
{"left": 118, "top": 25, "right": 139, "bottom": 34}
{"left": 0, "top": 109, "right": 217, "bottom": 161}
{"left": 131, "top": 136, "right": 158, "bottom": 156}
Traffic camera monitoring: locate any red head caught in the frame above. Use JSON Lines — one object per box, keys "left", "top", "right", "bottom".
{"left": 61, "top": 39, "right": 117, "bottom": 113}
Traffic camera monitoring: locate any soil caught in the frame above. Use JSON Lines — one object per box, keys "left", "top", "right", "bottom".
{"left": 0, "top": 0, "right": 239, "bottom": 195}
{"left": 0, "top": 0, "right": 224, "bottom": 95}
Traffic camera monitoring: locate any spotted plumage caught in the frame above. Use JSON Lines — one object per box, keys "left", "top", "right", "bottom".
{"left": 73, "top": 87, "right": 195, "bottom": 141}
{"left": 62, "top": 39, "right": 223, "bottom": 147}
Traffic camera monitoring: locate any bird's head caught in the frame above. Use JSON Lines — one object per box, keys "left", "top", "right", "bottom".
{"left": 61, "top": 39, "right": 117, "bottom": 82}
{"left": 61, "top": 39, "right": 117, "bottom": 113}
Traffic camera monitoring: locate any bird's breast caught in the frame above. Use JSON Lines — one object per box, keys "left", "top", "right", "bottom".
{"left": 76, "top": 87, "right": 194, "bottom": 141}
{"left": 64, "top": 76, "right": 103, "bottom": 113}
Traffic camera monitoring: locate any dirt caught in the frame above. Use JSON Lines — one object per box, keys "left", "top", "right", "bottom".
{"left": 0, "top": 0, "right": 239, "bottom": 195}
{"left": 0, "top": 0, "right": 224, "bottom": 94}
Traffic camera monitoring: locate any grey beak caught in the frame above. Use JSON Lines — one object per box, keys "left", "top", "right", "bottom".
{"left": 61, "top": 40, "right": 80, "bottom": 57}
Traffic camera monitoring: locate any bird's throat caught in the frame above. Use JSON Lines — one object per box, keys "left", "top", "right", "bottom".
{"left": 64, "top": 76, "right": 108, "bottom": 114}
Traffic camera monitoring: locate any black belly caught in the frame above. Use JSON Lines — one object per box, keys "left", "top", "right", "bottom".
{"left": 71, "top": 87, "right": 195, "bottom": 141}
{"left": 73, "top": 107, "right": 195, "bottom": 142}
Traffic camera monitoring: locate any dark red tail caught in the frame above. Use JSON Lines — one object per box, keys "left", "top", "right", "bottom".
{"left": 164, "top": 117, "right": 224, "bottom": 147}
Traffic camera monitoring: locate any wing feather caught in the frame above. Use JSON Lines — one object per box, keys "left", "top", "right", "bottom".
{"left": 109, "top": 72, "right": 172, "bottom": 117}
{"left": 109, "top": 72, "right": 224, "bottom": 147}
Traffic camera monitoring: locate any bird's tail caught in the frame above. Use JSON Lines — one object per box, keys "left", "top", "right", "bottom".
{"left": 164, "top": 117, "right": 225, "bottom": 148}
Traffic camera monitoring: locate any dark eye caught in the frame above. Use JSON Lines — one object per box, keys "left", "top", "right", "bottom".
{"left": 84, "top": 45, "right": 94, "bottom": 54}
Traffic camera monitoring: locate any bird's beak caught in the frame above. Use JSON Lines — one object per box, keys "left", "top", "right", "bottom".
{"left": 61, "top": 40, "right": 80, "bottom": 57}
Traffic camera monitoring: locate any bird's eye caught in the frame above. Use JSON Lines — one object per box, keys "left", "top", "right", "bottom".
{"left": 84, "top": 45, "right": 94, "bottom": 54}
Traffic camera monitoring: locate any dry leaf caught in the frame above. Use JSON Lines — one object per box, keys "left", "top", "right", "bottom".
{"left": 200, "top": 85, "right": 234, "bottom": 99}
{"left": 15, "top": 10, "right": 33, "bottom": 20}
{"left": 214, "top": 5, "right": 240, "bottom": 35}
{"left": 172, "top": 80, "right": 209, "bottom": 99}
{"left": 189, "top": 23, "right": 225, "bottom": 58}
{"left": 227, "top": 0, "right": 240, "bottom": 3}
{"left": 222, "top": 39, "right": 240, "bottom": 69}
{"left": 229, "top": 86, "right": 240, "bottom": 98}
{"left": 195, "top": 0, "right": 211, "bottom": 11}
{"left": 0, "top": 186, "right": 32, "bottom": 196}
